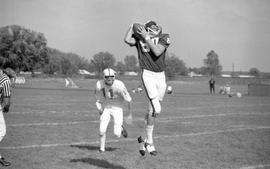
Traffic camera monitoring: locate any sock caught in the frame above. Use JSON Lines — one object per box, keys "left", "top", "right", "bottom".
{"left": 146, "top": 125, "right": 154, "bottom": 144}
{"left": 100, "top": 134, "right": 106, "bottom": 151}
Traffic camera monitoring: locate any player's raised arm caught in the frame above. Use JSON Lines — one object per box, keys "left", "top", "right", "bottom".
{"left": 124, "top": 24, "right": 136, "bottom": 46}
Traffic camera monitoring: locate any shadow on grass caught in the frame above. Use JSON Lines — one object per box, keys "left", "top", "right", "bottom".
{"left": 70, "top": 144, "right": 119, "bottom": 152}
{"left": 70, "top": 157, "right": 126, "bottom": 169}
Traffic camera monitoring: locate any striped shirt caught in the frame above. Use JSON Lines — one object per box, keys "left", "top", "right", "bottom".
{"left": 0, "top": 73, "right": 12, "bottom": 98}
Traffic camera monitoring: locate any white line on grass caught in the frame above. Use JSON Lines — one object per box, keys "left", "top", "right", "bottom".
{"left": 0, "top": 126, "right": 269, "bottom": 150}
{"left": 8, "top": 120, "right": 99, "bottom": 127}
{"left": 10, "top": 110, "right": 93, "bottom": 115}
{"left": 10, "top": 103, "right": 270, "bottom": 115}
{"left": 239, "top": 164, "right": 270, "bottom": 169}
{"left": 7, "top": 112, "right": 270, "bottom": 127}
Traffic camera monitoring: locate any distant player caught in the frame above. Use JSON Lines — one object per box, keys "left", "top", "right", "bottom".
{"left": 0, "top": 67, "right": 13, "bottom": 166}
{"left": 94, "top": 68, "right": 132, "bottom": 153}
{"left": 209, "top": 78, "right": 215, "bottom": 94}
{"left": 131, "top": 88, "right": 136, "bottom": 94}
{"left": 65, "top": 78, "right": 70, "bottom": 87}
{"left": 137, "top": 85, "right": 143, "bottom": 93}
{"left": 124, "top": 20, "right": 170, "bottom": 156}
{"left": 167, "top": 85, "right": 173, "bottom": 94}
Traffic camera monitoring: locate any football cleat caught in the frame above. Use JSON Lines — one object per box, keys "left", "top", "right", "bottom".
{"left": 152, "top": 112, "right": 158, "bottom": 117}
{"left": 139, "top": 147, "right": 146, "bottom": 156}
{"left": 137, "top": 136, "right": 144, "bottom": 143}
{"left": 121, "top": 126, "right": 128, "bottom": 138}
{"left": 99, "top": 149, "right": 105, "bottom": 153}
{"left": 145, "top": 143, "right": 158, "bottom": 156}
{"left": 138, "top": 136, "right": 146, "bottom": 156}
{"left": 0, "top": 157, "right": 11, "bottom": 166}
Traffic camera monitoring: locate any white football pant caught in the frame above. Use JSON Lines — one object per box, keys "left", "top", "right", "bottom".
{"left": 142, "top": 69, "right": 166, "bottom": 114}
{"left": 99, "top": 106, "right": 123, "bottom": 137}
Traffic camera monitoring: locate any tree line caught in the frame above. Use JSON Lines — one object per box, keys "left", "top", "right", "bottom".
{"left": 0, "top": 25, "right": 262, "bottom": 79}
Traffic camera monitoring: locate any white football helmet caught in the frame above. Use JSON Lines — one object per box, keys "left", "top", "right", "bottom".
{"left": 103, "top": 68, "right": 116, "bottom": 86}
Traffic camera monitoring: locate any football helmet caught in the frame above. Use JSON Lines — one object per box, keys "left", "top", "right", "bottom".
{"left": 145, "top": 20, "right": 162, "bottom": 36}
{"left": 103, "top": 68, "right": 115, "bottom": 86}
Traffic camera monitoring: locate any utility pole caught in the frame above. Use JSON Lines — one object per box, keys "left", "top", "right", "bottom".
{"left": 232, "top": 63, "right": 234, "bottom": 77}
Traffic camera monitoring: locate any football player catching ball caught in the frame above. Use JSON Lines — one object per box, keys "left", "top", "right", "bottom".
{"left": 124, "top": 20, "right": 170, "bottom": 156}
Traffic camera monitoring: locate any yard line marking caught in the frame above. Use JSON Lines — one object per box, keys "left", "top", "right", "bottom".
{"left": 155, "top": 126, "right": 270, "bottom": 139}
{"left": 239, "top": 164, "right": 270, "bottom": 169}
{"left": 10, "top": 103, "right": 270, "bottom": 115}
{"left": 0, "top": 126, "right": 269, "bottom": 150}
{"left": 10, "top": 110, "right": 94, "bottom": 115}
{"left": 8, "top": 121, "right": 99, "bottom": 127}
{"left": 7, "top": 112, "right": 270, "bottom": 127}
{"left": 171, "top": 112, "right": 270, "bottom": 119}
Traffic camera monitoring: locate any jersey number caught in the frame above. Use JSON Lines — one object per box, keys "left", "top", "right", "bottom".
{"left": 139, "top": 38, "right": 159, "bottom": 53}
{"left": 108, "top": 89, "right": 114, "bottom": 99}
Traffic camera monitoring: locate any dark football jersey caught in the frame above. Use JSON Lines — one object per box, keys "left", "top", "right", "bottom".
{"left": 135, "top": 33, "right": 170, "bottom": 72}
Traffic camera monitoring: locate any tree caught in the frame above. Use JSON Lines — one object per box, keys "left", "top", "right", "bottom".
{"left": 90, "top": 51, "right": 116, "bottom": 75}
{"left": 249, "top": 67, "right": 260, "bottom": 77}
{"left": 165, "top": 53, "right": 187, "bottom": 79}
{"left": 115, "top": 61, "right": 126, "bottom": 75}
{"left": 124, "top": 55, "right": 138, "bottom": 72}
{"left": 203, "top": 50, "right": 222, "bottom": 76}
{"left": 189, "top": 67, "right": 207, "bottom": 75}
{"left": 61, "top": 58, "right": 72, "bottom": 75}
{"left": 0, "top": 25, "right": 49, "bottom": 73}
{"left": 44, "top": 48, "right": 90, "bottom": 76}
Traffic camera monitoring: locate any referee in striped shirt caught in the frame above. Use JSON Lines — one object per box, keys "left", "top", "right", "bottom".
{"left": 0, "top": 67, "right": 14, "bottom": 166}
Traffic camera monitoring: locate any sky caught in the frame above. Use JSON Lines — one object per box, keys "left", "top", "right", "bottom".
{"left": 1, "top": 0, "right": 270, "bottom": 72}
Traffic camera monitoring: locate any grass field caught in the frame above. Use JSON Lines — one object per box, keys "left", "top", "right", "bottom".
{"left": 0, "top": 78, "right": 270, "bottom": 169}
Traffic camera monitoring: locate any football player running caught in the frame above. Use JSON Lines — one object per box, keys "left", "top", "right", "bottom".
{"left": 124, "top": 20, "right": 170, "bottom": 156}
{"left": 95, "top": 68, "right": 132, "bottom": 153}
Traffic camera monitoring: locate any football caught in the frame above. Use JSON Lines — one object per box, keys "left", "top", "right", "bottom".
{"left": 132, "top": 23, "right": 144, "bottom": 40}
{"left": 236, "top": 92, "right": 242, "bottom": 98}
{"left": 167, "top": 85, "right": 173, "bottom": 94}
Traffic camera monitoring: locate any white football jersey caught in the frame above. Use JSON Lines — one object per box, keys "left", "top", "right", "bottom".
{"left": 95, "top": 79, "right": 132, "bottom": 108}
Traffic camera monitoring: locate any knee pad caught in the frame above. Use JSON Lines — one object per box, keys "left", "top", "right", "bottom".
{"left": 114, "top": 124, "right": 122, "bottom": 138}
{"left": 99, "top": 126, "right": 107, "bottom": 136}
{"left": 150, "top": 97, "right": 161, "bottom": 114}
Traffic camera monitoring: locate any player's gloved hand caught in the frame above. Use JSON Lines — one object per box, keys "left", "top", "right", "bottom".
{"left": 152, "top": 112, "right": 158, "bottom": 118}
{"left": 137, "top": 25, "right": 149, "bottom": 39}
